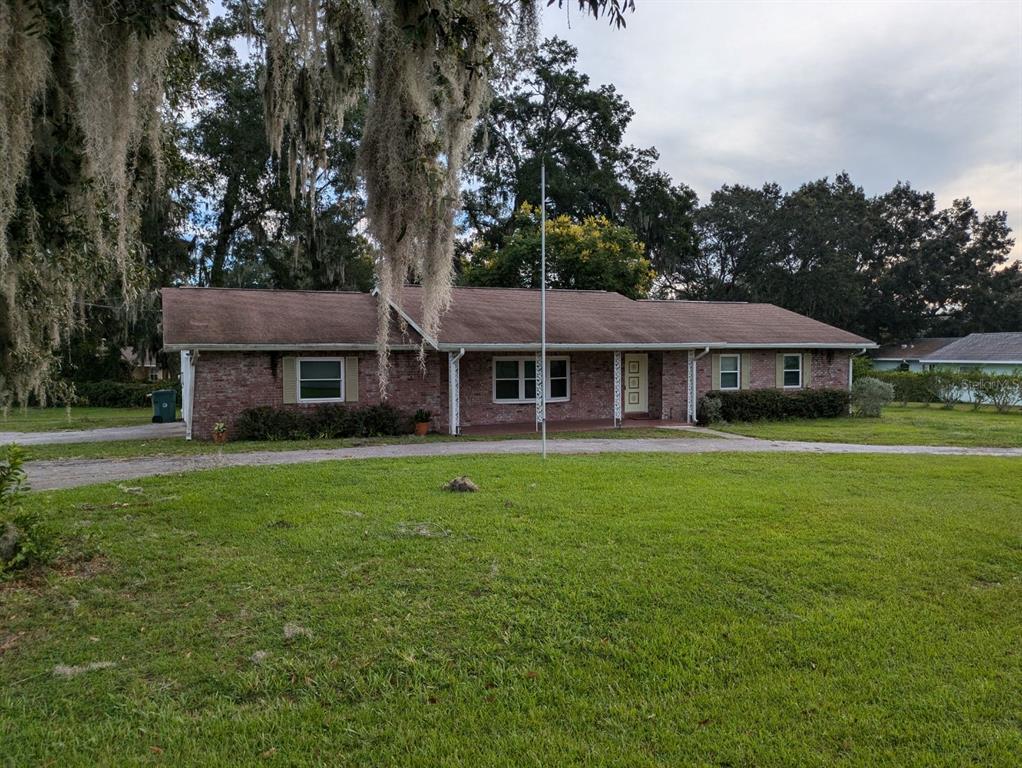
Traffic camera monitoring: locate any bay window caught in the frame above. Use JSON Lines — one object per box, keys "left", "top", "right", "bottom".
{"left": 493, "top": 356, "right": 570, "bottom": 403}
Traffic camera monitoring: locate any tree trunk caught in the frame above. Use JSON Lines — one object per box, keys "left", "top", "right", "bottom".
{"left": 209, "top": 173, "right": 240, "bottom": 287}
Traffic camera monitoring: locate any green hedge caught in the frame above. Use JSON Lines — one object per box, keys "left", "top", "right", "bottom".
{"left": 75, "top": 380, "right": 181, "bottom": 408}
{"left": 697, "top": 388, "right": 850, "bottom": 425}
{"left": 865, "top": 370, "right": 1022, "bottom": 409}
{"left": 867, "top": 371, "right": 938, "bottom": 404}
{"left": 233, "top": 404, "right": 410, "bottom": 441}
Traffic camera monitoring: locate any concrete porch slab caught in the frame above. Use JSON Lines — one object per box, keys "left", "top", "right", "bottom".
{"left": 458, "top": 417, "right": 689, "bottom": 436}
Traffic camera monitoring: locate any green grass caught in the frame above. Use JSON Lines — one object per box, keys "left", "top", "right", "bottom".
{"left": 717, "top": 403, "right": 1022, "bottom": 448}
{"left": 0, "top": 406, "right": 160, "bottom": 432}
{"left": 20, "top": 427, "right": 704, "bottom": 462}
{"left": 2, "top": 453, "right": 1020, "bottom": 766}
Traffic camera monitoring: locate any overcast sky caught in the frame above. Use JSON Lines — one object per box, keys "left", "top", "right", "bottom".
{"left": 542, "top": 0, "right": 1022, "bottom": 258}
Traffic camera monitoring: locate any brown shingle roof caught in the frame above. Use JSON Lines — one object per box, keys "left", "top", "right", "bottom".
{"left": 393, "top": 286, "right": 873, "bottom": 348}
{"left": 872, "top": 337, "right": 959, "bottom": 361}
{"left": 161, "top": 287, "right": 414, "bottom": 349}
{"left": 919, "top": 332, "right": 1022, "bottom": 363}
{"left": 162, "top": 286, "right": 875, "bottom": 350}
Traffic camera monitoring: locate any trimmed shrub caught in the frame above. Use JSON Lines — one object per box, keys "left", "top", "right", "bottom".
{"left": 851, "top": 377, "right": 895, "bottom": 417}
{"left": 233, "top": 407, "right": 313, "bottom": 441}
{"left": 868, "top": 371, "right": 938, "bottom": 405}
{"left": 697, "top": 388, "right": 850, "bottom": 425}
{"left": 75, "top": 379, "right": 181, "bottom": 408}
{"left": 697, "top": 395, "right": 724, "bottom": 425}
{"left": 233, "top": 403, "right": 410, "bottom": 441}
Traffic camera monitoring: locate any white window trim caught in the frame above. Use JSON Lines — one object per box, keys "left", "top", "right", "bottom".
{"left": 297, "top": 356, "right": 346, "bottom": 403}
{"left": 718, "top": 354, "right": 741, "bottom": 391}
{"left": 782, "top": 354, "right": 803, "bottom": 389}
{"left": 492, "top": 356, "right": 571, "bottom": 404}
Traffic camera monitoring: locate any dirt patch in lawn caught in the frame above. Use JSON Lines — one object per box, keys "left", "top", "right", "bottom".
{"left": 395, "top": 522, "right": 451, "bottom": 538}
{"left": 53, "top": 661, "right": 116, "bottom": 678}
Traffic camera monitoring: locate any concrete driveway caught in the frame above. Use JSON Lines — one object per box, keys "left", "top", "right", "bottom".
{"left": 0, "top": 421, "right": 185, "bottom": 446}
{"left": 24, "top": 435, "right": 1022, "bottom": 491}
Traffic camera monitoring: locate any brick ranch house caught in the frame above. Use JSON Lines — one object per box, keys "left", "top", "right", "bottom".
{"left": 161, "top": 286, "right": 876, "bottom": 440}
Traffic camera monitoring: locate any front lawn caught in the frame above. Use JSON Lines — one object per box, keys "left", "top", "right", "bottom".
{"left": 0, "top": 406, "right": 159, "bottom": 433}
{"left": 3, "top": 454, "right": 1020, "bottom": 766}
{"left": 717, "top": 403, "right": 1022, "bottom": 447}
{"left": 19, "top": 426, "right": 705, "bottom": 462}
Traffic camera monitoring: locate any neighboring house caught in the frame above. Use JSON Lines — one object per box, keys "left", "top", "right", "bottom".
{"left": 871, "top": 337, "right": 959, "bottom": 372}
{"left": 161, "top": 286, "right": 876, "bottom": 439}
{"left": 120, "top": 346, "right": 168, "bottom": 382}
{"left": 919, "top": 332, "right": 1022, "bottom": 374}
{"left": 919, "top": 333, "right": 1022, "bottom": 404}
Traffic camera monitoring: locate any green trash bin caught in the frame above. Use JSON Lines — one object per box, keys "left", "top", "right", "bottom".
{"left": 151, "top": 389, "right": 176, "bottom": 423}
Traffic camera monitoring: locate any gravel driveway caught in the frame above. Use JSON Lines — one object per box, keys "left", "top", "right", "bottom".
{"left": 0, "top": 421, "right": 185, "bottom": 446}
{"left": 24, "top": 436, "right": 1022, "bottom": 491}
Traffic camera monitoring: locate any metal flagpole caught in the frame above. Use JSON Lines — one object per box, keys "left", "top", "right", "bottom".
{"left": 540, "top": 159, "right": 547, "bottom": 459}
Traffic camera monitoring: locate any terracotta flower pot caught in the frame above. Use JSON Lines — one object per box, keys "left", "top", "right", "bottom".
{"left": 212, "top": 431, "right": 227, "bottom": 444}
{"left": 414, "top": 421, "right": 429, "bottom": 436}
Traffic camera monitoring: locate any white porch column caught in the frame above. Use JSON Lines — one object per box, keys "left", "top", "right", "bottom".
{"left": 181, "top": 349, "right": 196, "bottom": 440}
{"left": 535, "top": 351, "right": 545, "bottom": 430}
{"left": 448, "top": 351, "right": 462, "bottom": 435}
{"left": 687, "top": 350, "right": 697, "bottom": 423}
{"left": 613, "top": 351, "right": 622, "bottom": 427}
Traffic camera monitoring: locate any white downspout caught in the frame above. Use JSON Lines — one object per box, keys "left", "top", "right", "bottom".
{"left": 688, "top": 347, "right": 710, "bottom": 423}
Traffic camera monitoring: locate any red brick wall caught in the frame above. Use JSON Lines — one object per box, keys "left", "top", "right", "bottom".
{"left": 694, "top": 349, "right": 852, "bottom": 395}
{"left": 458, "top": 351, "right": 616, "bottom": 426}
{"left": 647, "top": 352, "right": 664, "bottom": 419}
{"left": 660, "top": 351, "right": 689, "bottom": 421}
{"left": 190, "top": 347, "right": 852, "bottom": 438}
{"left": 191, "top": 350, "right": 448, "bottom": 439}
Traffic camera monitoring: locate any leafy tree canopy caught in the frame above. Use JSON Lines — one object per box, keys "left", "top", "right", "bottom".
{"left": 463, "top": 37, "right": 698, "bottom": 284}
{"left": 461, "top": 203, "right": 653, "bottom": 298}
{"left": 686, "top": 173, "right": 1019, "bottom": 341}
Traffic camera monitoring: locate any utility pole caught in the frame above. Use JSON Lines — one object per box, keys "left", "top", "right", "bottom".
{"left": 540, "top": 159, "right": 547, "bottom": 459}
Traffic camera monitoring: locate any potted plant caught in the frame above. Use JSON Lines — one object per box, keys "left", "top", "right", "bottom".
{"left": 212, "top": 421, "right": 227, "bottom": 444}
{"left": 413, "top": 409, "right": 432, "bottom": 436}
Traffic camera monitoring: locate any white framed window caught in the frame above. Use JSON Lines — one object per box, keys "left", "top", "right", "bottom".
{"left": 782, "top": 354, "right": 802, "bottom": 388}
{"left": 719, "top": 354, "right": 740, "bottom": 390}
{"left": 298, "top": 357, "right": 345, "bottom": 403}
{"left": 493, "top": 356, "right": 570, "bottom": 403}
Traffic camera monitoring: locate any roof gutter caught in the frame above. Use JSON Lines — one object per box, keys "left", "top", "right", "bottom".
{"left": 433, "top": 341, "right": 876, "bottom": 352}
{"left": 920, "top": 359, "right": 1022, "bottom": 365}
{"left": 162, "top": 343, "right": 421, "bottom": 353}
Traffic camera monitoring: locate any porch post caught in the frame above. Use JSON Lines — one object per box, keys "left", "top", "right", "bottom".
{"left": 687, "top": 350, "right": 696, "bottom": 423}
{"left": 535, "top": 351, "right": 545, "bottom": 431}
{"left": 448, "top": 351, "right": 461, "bottom": 435}
{"left": 181, "top": 349, "right": 196, "bottom": 441}
{"left": 613, "top": 351, "right": 622, "bottom": 427}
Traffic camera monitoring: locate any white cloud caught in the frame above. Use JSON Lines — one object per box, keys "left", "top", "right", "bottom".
{"left": 542, "top": 0, "right": 1022, "bottom": 257}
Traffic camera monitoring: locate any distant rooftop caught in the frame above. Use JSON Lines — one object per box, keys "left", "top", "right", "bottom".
{"left": 919, "top": 333, "right": 1022, "bottom": 363}
{"left": 872, "top": 337, "right": 959, "bottom": 360}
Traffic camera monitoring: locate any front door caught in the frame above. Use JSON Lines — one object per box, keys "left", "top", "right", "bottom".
{"left": 623, "top": 353, "right": 648, "bottom": 414}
